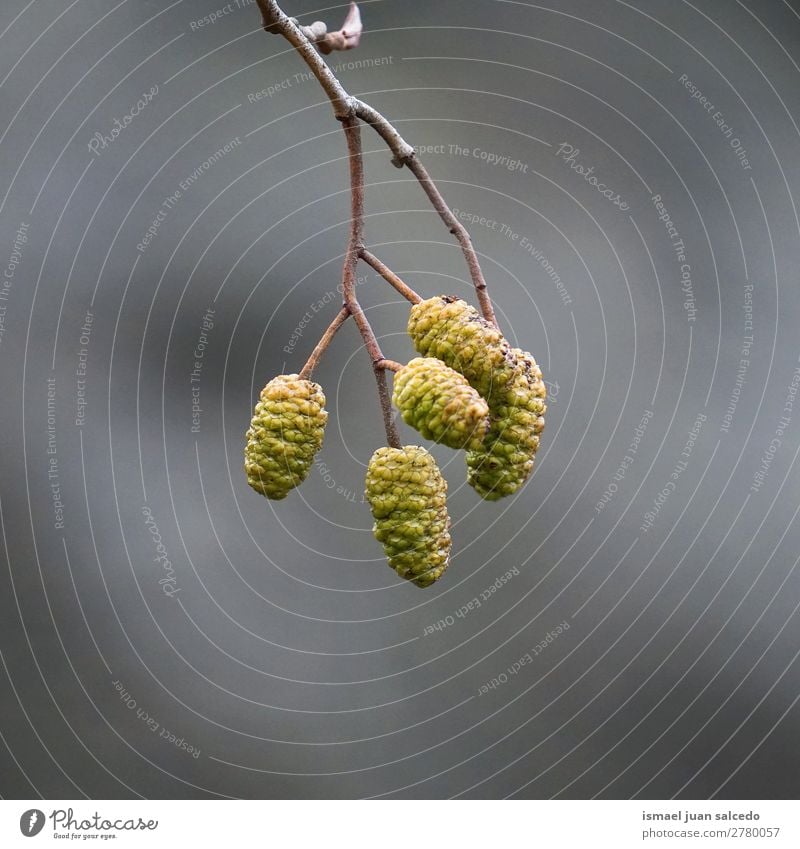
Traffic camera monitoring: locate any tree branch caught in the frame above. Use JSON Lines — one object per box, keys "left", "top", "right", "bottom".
{"left": 352, "top": 99, "right": 415, "bottom": 166}
{"left": 259, "top": 2, "right": 499, "bottom": 327}
{"left": 377, "top": 358, "right": 403, "bottom": 373}
{"left": 359, "top": 249, "right": 421, "bottom": 304}
{"left": 299, "top": 305, "right": 350, "bottom": 379}
{"left": 256, "top": 0, "right": 354, "bottom": 117}
{"left": 340, "top": 114, "right": 401, "bottom": 448}
{"left": 374, "top": 367, "right": 401, "bottom": 449}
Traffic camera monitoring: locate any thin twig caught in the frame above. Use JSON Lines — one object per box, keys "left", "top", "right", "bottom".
{"left": 340, "top": 114, "right": 401, "bottom": 448}
{"left": 298, "top": 305, "right": 350, "bottom": 379}
{"left": 377, "top": 358, "right": 403, "bottom": 373}
{"left": 374, "top": 367, "right": 401, "bottom": 448}
{"left": 352, "top": 99, "right": 415, "bottom": 166}
{"left": 348, "top": 298, "right": 382, "bottom": 363}
{"left": 404, "top": 157, "right": 497, "bottom": 327}
{"left": 340, "top": 115, "right": 364, "bottom": 298}
{"left": 359, "top": 249, "right": 421, "bottom": 304}
{"left": 353, "top": 98, "right": 497, "bottom": 326}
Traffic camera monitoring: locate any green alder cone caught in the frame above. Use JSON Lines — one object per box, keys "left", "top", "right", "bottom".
{"left": 407, "top": 296, "right": 518, "bottom": 403}
{"left": 365, "top": 445, "right": 451, "bottom": 588}
{"left": 392, "top": 357, "right": 490, "bottom": 451}
{"left": 244, "top": 374, "right": 327, "bottom": 500}
{"left": 510, "top": 347, "right": 547, "bottom": 438}
{"left": 466, "top": 348, "right": 547, "bottom": 500}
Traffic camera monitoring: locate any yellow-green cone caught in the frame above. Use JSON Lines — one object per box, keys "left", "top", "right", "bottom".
{"left": 466, "top": 348, "right": 547, "bottom": 500}
{"left": 244, "top": 374, "right": 327, "bottom": 500}
{"left": 511, "top": 347, "right": 547, "bottom": 437}
{"left": 407, "top": 296, "right": 517, "bottom": 402}
{"left": 392, "top": 357, "right": 490, "bottom": 451}
{"left": 365, "top": 445, "right": 451, "bottom": 588}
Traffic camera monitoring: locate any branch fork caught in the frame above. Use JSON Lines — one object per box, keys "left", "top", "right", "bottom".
{"left": 257, "top": 1, "right": 499, "bottom": 447}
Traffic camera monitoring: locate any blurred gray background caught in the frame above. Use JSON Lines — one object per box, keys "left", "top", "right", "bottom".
{"left": 1, "top": 0, "right": 799, "bottom": 799}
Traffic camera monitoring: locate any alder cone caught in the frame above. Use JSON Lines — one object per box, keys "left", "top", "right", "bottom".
{"left": 392, "top": 357, "right": 490, "bottom": 451}
{"left": 244, "top": 374, "right": 327, "bottom": 500}
{"left": 407, "top": 296, "right": 517, "bottom": 402}
{"left": 466, "top": 348, "right": 547, "bottom": 500}
{"left": 365, "top": 445, "right": 451, "bottom": 588}
{"left": 510, "top": 347, "right": 547, "bottom": 438}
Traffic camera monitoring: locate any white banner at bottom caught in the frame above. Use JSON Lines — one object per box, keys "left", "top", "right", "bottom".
{"left": 0, "top": 799, "right": 796, "bottom": 848}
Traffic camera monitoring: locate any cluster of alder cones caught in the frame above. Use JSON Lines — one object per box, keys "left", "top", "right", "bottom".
{"left": 245, "top": 295, "right": 546, "bottom": 588}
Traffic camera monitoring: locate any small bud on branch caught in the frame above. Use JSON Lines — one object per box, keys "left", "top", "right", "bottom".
{"left": 259, "top": 2, "right": 362, "bottom": 54}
